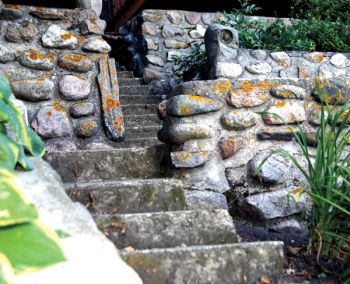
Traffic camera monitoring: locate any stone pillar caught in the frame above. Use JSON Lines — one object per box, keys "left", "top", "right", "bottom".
{"left": 204, "top": 24, "right": 241, "bottom": 80}
{"left": 76, "top": 0, "right": 102, "bottom": 17}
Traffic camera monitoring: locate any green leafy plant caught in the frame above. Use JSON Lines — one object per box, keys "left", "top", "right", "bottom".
{"left": 172, "top": 44, "right": 208, "bottom": 81}
{"left": 258, "top": 80, "right": 350, "bottom": 281}
{"left": 0, "top": 75, "right": 66, "bottom": 283}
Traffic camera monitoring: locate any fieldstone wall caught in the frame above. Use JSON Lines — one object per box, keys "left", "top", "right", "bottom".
{"left": 0, "top": 4, "right": 124, "bottom": 151}
{"left": 158, "top": 76, "right": 350, "bottom": 226}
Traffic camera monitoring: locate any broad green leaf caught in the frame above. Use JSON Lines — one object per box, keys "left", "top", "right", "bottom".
{"left": 0, "top": 169, "right": 38, "bottom": 227}
{"left": 0, "top": 77, "right": 12, "bottom": 101}
{"left": 0, "top": 134, "right": 19, "bottom": 170}
{"left": 16, "top": 143, "right": 34, "bottom": 171}
{"left": 26, "top": 127, "right": 45, "bottom": 157}
{"left": 0, "top": 221, "right": 66, "bottom": 273}
{"left": 0, "top": 101, "right": 9, "bottom": 123}
{"left": 0, "top": 253, "right": 15, "bottom": 284}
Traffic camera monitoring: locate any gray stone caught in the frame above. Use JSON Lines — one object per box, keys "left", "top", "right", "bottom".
{"left": 58, "top": 53, "right": 93, "bottom": 73}
{"left": 218, "top": 136, "right": 243, "bottom": 159}
{"left": 202, "top": 13, "right": 215, "bottom": 25}
{"left": 166, "top": 11, "right": 183, "bottom": 25}
{"left": 45, "top": 138, "right": 77, "bottom": 153}
{"left": 42, "top": 25, "right": 78, "bottom": 49}
{"left": 221, "top": 111, "right": 257, "bottom": 130}
{"left": 31, "top": 105, "right": 72, "bottom": 139}
{"left": 216, "top": 62, "right": 243, "bottom": 79}
{"left": 167, "top": 122, "right": 215, "bottom": 144}
{"left": 167, "top": 51, "right": 186, "bottom": 61}
{"left": 270, "top": 219, "right": 305, "bottom": 234}
{"left": 96, "top": 209, "right": 238, "bottom": 250}
{"left": 166, "top": 94, "right": 223, "bottom": 117}
{"left": 303, "top": 52, "right": 325, "bottom": 63}
{"left": 69, "top": 102, "right": 95, "bottom": 118}
{"left": 319, "top": 63, "right": 347, "bottom": 78}
{"left": 0, "top": 44, "right": 15, "bottom": 63}
{"left": 4, "top": 21, "right": 36, "bottom": 43}
{"left": 29, "top": 7, "right": 66, "bottom": 20}
{"left": 146, "top": 55, "right": 165, "bottom": 67}
{"left": 185, "top": 190, "right": 228, "bottom": 210}
{"left": 162, "top": 24, "right": 184, "bottom": 37}
{"left": 238, "top": 188, "right": 312, "bottom": 220}
{"left": 164, "top": 39, "right": 189, "bottom": 49}
{"left": 142, "top": 22, "right": 159, "bottom": 36}
{"left": 83, "top": 142, "right": 113, "bottom": 150}
{"left": 143, "top": 68, "right": 165, "bottom": 84}
{"left": 308, "top": 105, "right": 326, "bottom": 126}
{"left": 18, "top": 49, "right": 56, "bottom": 71}
{"left": 246, "top": 62, "right": 272, "bottom": 74}
{"left": 270, "top": 85, "right": 306, "bottom": 99}
{"left": 83, "top": 38, "right": 111, "bottom": 53}
{"left": 79, "top": 18, "right": 106, "bottom": 35}
{"left": 330, "top": 53, "right": 349, "bottom": 68}
{"left": 248, "top": 151, "right": 291, "bottom": 184}
{"left": 170, "top": 151, "right": 209, "bottom": 168}
{"left": 312, "top": 77, "right": 350, "bottom": 105}
{"left": 76, "top": 0, "right": 103, "bottom": 17}
{"left": 227, "top": 86, "right": 269, "bottom": 107}
{"left": 270, "top": 52, "right": 291, "bottom": 67}
{"left": 1, "top": 5, "right": 22, "bottom": 20}
{"left": 185, "top": 11, "right": 201, "bottom": 25}
{"left": 149, "top": 79, "right": 174, "bottom": 95}
{"left": 122, "top": 242, "right": 284, "bottom": 284}
{"left": 250, "top": 50, "right": 267, "bottom": 60}
{"left": 76, "top": 119, "right": 98, "bottom": 138}
{"left": 189, "top": 25, "right": 206, "bottom": 39}
{"left": 59, "top": 75, "right": 91, "bottom": 101}
{"left": 262, "top": 101, "right": 306, "bottom": 125}
{"left": 11, "top": 78, "right": 54, "bottom": 102}
{"left": 257, "top": 126, "right": 299, "bottom": 141}
{"left": 143, "top": 38, "right": 158, "bottom": 51}
{"left": 142, "top": 10, "right": 162, "bottom": 22}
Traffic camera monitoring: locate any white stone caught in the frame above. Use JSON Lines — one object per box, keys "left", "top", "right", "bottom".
{"left": 15, "top": 158, "right": 142, "bottom": 284}
{"left": 216, "top": 62, "right": 243, "bottom": 79}
{"left": 330, "top": 53, "right": 349, "bottom": 68}
{"left": 270, "top": 52, "right": 291, "bottom": 67}
{"left": 189, "top": 24, "right": 206, "bottom": 39}
{"left": 83, "top": 38, "right": 111, "bottom": 53}
{"left": 76, "top": 0, "right": 103, "bottom": 17}
{"left": 146, "top": 55, "right": 165, "bottom": 67}
{"left": 42, "top": 25, "right": 78, "bottom": 49}
{"left": 319, "top": 63, "right": 347, "bottom": 78}
{"left": 246, "top": 62, "right": 272, "bottom": 74}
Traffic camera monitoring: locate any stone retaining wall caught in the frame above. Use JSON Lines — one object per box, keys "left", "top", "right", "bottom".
{"left": 158, "top": 76, "right": 350, "bottom": 226}
{"left": 0, "top": 4, "right": 122, "bottom": 151}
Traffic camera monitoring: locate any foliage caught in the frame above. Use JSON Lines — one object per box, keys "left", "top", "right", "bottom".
{"left": 258, "top": 81, "right": 350, "bottom": 281}
{"left": 0, "top": 75, "right": 65, "bottom": 283}
{"left": 218, "top": 0, "right": 350, "bottom": 53}
{"left": 172, "top": 44, "right": 207, "bottom": 81}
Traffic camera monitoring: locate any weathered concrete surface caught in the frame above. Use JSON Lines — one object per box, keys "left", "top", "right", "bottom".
{"left": 122, "top": 242, "right": 284, "bottom": 284}
{"left": 96, "top": 209, "right": 239, "bottom": 249}
{"left": 15, "top": 158, "right": 141, "bottom": 284}
{"left": 65, "top": 178, "right": 188, "bottom": 214}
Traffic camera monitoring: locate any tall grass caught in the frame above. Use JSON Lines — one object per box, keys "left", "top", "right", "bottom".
{"left": 259, "top": 82, "right": 350, "bottom": 282}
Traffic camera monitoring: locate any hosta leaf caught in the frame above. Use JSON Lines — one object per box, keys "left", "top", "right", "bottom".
{"left": 16, "top": 143, "right": 34, "bottom": 171}
{"left": 0, "top": 253, "right": 15, "bottom": 284}
{"left": 0, "top": 221, "right": 66, "bottom": 273}
{"left": 26, "top": 127, "right": 45, "bottom": 157}
{"left": 0, "top": 169, "right": 38, "bottom": 227}
{"left": 0, "top": 134, "right": 19, "bottom": 171}
{"left": 0, "top": 77, "right": 12, "bottom": 102}
{"left": 0, "top": 101, "right": 9, "bottom": 123}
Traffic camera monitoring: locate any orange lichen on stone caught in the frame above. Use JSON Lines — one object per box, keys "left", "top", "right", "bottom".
{"left": 53, "top": 99, "right": 65, "bottom": 112}
{"left": 28, "top": 49, "right": 44, "bottom": 60}
{"left": 76, "top": 35, "right": 85, "bottom": 45}
{"left": 175, "top": 151, "right": 191, "bottom": 162}
{"left": 60, "top": 32, "right": 73, "bottom": 40}
{"left": 81, "top": 121, "right": 96, "bottom": 132}
{"left": 298, "top": 67, "right": 310, "bottom": 79}
{"left": 64, "top": 53, "right": 84, "bottom": 63}
{"left": 117, "top": 126, "right": 123, "bottom": 132}
{"left": 89, "top": 18, "right": 97, "bottom": 24}
{"left": 199, "top": 152, "right": 207, "bottom": 157}
{"left": 315, "top": 54, "right": 324, "bottom": 63}
{"left": 180, "top": 104, "right": 191, "bottom": 115}
{"left": 186, "top": 95, "right": 214, "bottom": 105}
{"left": 275, "top": 101, "right": 287, "bottom": 108}
{"left": 214, "top": 81, "right": 231, "bottom": 93}
{"left": 7, "top": 4, "right": 20, "bottom": 10}
{"left": 37, "top": 78, "right": 45, "bottom": 82}
{"left": 104, "top": 96, "right": 120, "bottom": 111}
{"left": 47, "top": 111, "right": 52, "bottom": 116}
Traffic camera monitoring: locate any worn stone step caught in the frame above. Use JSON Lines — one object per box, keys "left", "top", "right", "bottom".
{"left": 45, "top": 146, "right": 166, "bottom": 183}
{"left": 118, "top": 78, "right": 142, "bottom": 86}
{"left": 120, "top": 95, "right": 162, "bottom": 105}
{"left": 65, "top": 178, "right": 188, "bottom": 214}
{"left": 122, "top": 104, "right": 158, "bottom": 115}
{"left": 125, "top": 125, "right": 162, "bottom": 139}
{"left": 95, "top": 209, "right": 239, "bottom": 250}
{"left": 120, "top": 85, "right": 152, "bottom": 96}
{"left": 121, "top": 242, "right": 284, "bottom": 284}
{"left": 124, "top": 114, "right": 161, "bottom": 127}
{"left": 117, "top": 71, "right": 134, "bottom": 78}
{"left": 114, "top": 137, "right": 162, "bottom": 148}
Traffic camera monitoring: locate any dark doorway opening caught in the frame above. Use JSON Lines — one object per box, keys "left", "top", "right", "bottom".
{"left": 2, "top": 0, "right": 77, "bottom": 8}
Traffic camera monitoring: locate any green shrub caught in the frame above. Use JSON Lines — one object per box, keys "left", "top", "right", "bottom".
{"left": 0, "top": 75, "right": 65, "bottom": 283}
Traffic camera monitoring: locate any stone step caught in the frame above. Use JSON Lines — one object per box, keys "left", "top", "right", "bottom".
{"left": 117, "top": 71, "right": 134, "bottom": 78}
{"left": 124, "top": 114, "right": 161, "bottom": 127}
{"left": 121, "top": 242, "right": 284, "bottom": 284}
{"left": 122, "top": 104, "right": 158, "bottom": 115}
{"left": 45, "top": 146, "right": 166, "bottom": 183}
{"left": 120, "top": 85, "right": 152, "bottom": 96}
{"left": 114, "top": 137, "right": 162, "bottom": 149}
{"left": 125, "top": 125, "right": 162, "bottom": 139}
{"left": 65, "top": 178, "right": 188, "bottom": 214}
{"left": 120, "top": 95, "right": 162, "bottom": 105}
{"left": 118, "top": 78, "right": 142, "bottom": 86}
{"left": 95, "top": 209, "right": 239, "bottom": 250}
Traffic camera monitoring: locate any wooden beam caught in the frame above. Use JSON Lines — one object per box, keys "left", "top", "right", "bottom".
{"left": 111, "top": 0, "right": 146, "bottom": 30}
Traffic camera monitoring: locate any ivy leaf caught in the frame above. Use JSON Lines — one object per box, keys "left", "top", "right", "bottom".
{"left": 0, "top": 221, "right": 66, "bottom": 273}
{"left": 0, "top": 169, "right": 38, "bottom": 227}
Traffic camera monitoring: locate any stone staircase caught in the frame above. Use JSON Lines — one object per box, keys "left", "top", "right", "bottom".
{"left": 45, "top": 71, "right": 284, "bottom": 284}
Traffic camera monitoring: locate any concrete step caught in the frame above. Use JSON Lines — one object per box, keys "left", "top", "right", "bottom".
{"left": 124, "top": 114, "right": 161, "bottom": 127}
{"left": 121, "top": 242, "right": 284, "bottom": 284}
{"left": 95, "top": 209, "right": 239, "bottom": 250}
{"left": 118, "top": 78, "right": 142, "bottom": 86}
{"left": 117, "top": 71, "right": 134, "bottom": 78}
{"left": 120, "top": 95, "right": 162, "bottom": 105}
{"left": 122, "top": 104, "right": 158, "bottom": 115}
{"left": 65, "top": 178, "right": 188, "bottom": 214}
{"left": 45, "top": 146, "right": 166, "bottom": 183}
{"left": 125, "top": 125, "right": 161, "bottom": 139}
{"left": 120, "top": 85, "right": 152, "bottom": 96}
